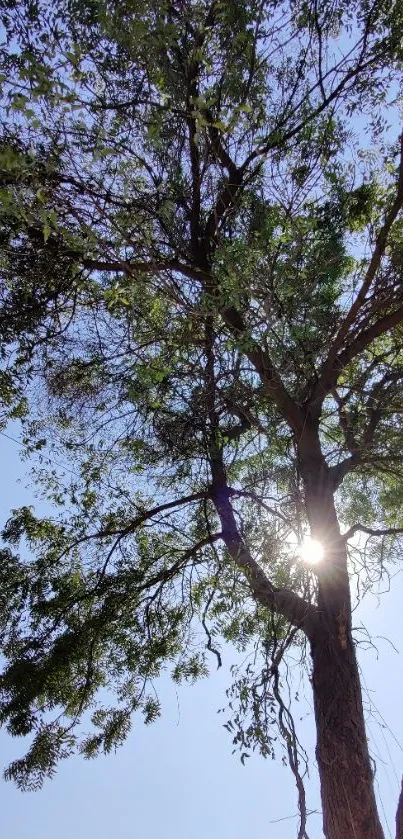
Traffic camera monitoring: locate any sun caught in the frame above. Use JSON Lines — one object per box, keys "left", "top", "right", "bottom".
{"left": 299, "top": 536, "right": 324, "bottom": 565}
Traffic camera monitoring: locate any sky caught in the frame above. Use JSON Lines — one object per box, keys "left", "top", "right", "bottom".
{"left": 0, "top": 430, "right": 402, "bottom": 839}
{"left": 1, "top": 10, "right": 402, "bottom": 836}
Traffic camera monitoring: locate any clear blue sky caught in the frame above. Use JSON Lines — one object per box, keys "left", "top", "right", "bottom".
{"left": 0, "top": 431, "right": 402, "bottom": 838}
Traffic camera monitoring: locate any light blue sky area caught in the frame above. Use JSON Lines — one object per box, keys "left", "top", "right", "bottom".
{"left": 0, "top": 431, "right": 402, "bottom": 839}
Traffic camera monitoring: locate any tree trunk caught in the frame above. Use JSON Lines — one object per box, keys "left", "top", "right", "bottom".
{"left": 308, "top": 533, "right": 384, "bottom": 839}
{"left": 396, "top": 778, "right": 403, "bottom": 838}
{"left": 298, "top": 435, "right": 384, "bottom": 838}
{"left": 311, "top": 618, "right": 384, "bottom": 838}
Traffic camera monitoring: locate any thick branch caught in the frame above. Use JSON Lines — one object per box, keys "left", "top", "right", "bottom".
{"left": 312, "top": 133, "right": 403, "bottom": 402}
{"left": 204, "top": 168, "right": 243, "bottom": 249}
{"left": 342, "top": 523, "right": 403, "bottom": 542}
{"left": 213, "top": 484, "right": 314, "bottom": 635}
{"left": 208, "top": 121, "right": 239, "bottom": 177}
{"left": 332, "top": 389, "right": 359, "bottom": 457}
{"left": 202, "top": 316, "right": 312, "bottom": 633}
{"left": 329, "top": 455, "right": 358, "bottom": 489}
{"left": 308, "top": 302, "right": 403, "bottom": 412}
{"left": 186, "top": 59, "right": 202, "bottom": 254}
{"left": 335, "top": 305, "right": 403, "bottom": 372}
{"left": 219, "top": 304, "right": 304, "bottom": 433}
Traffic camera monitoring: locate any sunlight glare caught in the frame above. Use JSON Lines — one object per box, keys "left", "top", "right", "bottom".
{"left": 299, "top": 537, "right": 324, "bottom": 565}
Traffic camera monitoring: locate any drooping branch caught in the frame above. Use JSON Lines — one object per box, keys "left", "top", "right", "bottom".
{"left": 271, "top": 655, "right": 309, "bottom": 839}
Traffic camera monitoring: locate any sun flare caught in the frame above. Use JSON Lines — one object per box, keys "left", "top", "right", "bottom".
{"left": 299, "top": 537, "right": 324, "bottom": 565}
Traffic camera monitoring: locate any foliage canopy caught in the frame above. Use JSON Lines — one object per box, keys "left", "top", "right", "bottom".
{"left": 1, "top": 2, "right": 403, "bottom": 835}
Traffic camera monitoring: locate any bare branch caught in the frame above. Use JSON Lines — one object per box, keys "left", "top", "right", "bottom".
{"left": 201, "top": 584, "right": 223, "bottom": 669}
{"left": 342, "top": 524, "right": 403, "bottom": 542}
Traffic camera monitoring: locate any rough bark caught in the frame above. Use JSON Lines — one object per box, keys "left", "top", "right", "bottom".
{"left": 396, "top": 778, "right": 403, "bottom": 839}
{"left": 298, "top": 433, "right": 384, "bottom": 838}
{"left": 311, "top": 614, "right": 384, "bottom": 839}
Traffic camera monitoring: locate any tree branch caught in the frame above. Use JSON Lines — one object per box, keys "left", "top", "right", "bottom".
{"left": 202, "top": 315, "right": 312, "bottom": 634}
{"left": 342, "top": 523, "right": 403, "bottom": 542}
{"left": 213, "top": 483, "right": 314, "bottom": 635}
{"left": 82, "top": 258, "right": 189, "bottom": 275}
{"left": 335, "top": 304, "right": 403, "bottom": 373}
{"left": 312, "top": 133, "right": 403, "bottom": 402}
{"left": 58, "top": 490, "right": 209, "bottom": 557}
{"left": 218, "top": 304, "right": 304, "bottom": 433}
{"left": 331, "top": 388, "right": 359, "bottom": 458}
{"left": 242, "top": 51, "right": 377, "bottom": 170}
{"left": 228, "top": 488, "right": 294, "bottom": 529}
{"left": 134, "top": 533, "right": 223, "bottom": 596}
{"left": 83, "top": 252, "right": 304, "bottom": 435}
{"left": 329, "top": 455, "right": 358, "bottom": 489}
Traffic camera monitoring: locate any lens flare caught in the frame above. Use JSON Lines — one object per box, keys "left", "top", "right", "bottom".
{"left": 299, "top": 537, "right": 324, "bottom": 565}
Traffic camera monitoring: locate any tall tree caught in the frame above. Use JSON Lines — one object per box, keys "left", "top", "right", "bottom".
{"left": 1, "top": 2, "right": 403, "bottom": 836}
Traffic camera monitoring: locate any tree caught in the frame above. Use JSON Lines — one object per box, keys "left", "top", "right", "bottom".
{"left": 1, "top": 2, "right": 403, "bottom": 836}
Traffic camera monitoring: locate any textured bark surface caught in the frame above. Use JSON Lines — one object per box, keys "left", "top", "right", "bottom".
{"left": 300, "top": 463, "right": 385, "bottom": 839}
{"left": 311, "top": 619, "right": 384, "bottom": 839}
{"left": 396, "top": 778, "right": 403, "bottom": 839}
